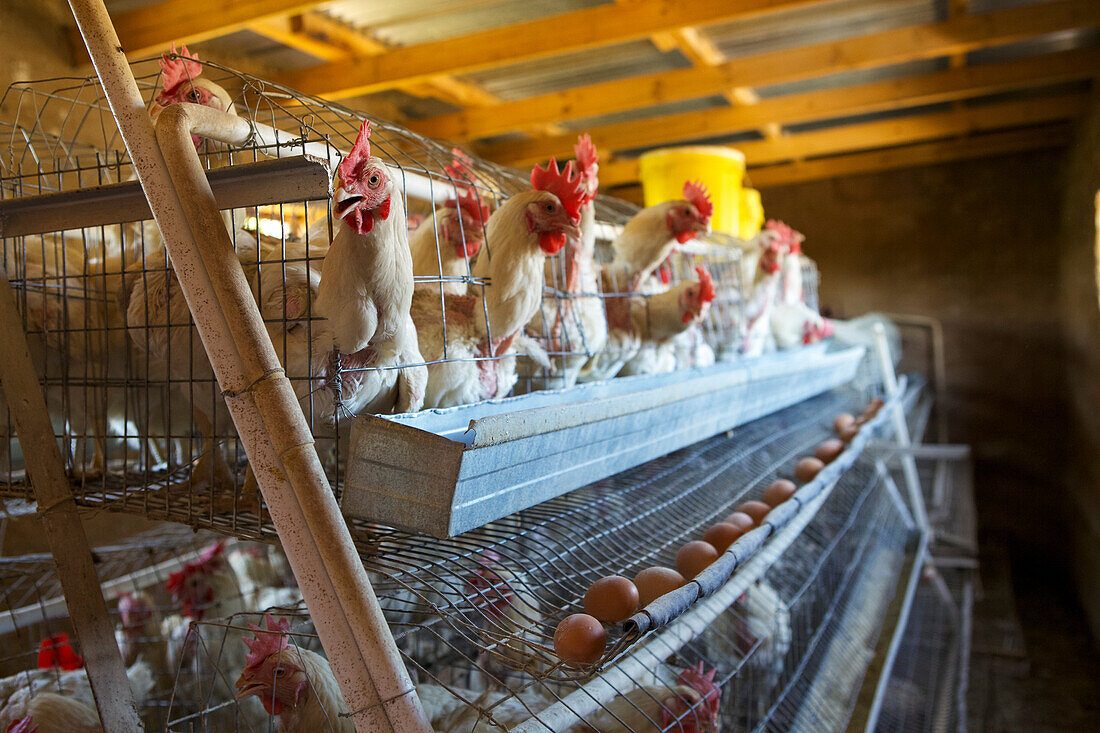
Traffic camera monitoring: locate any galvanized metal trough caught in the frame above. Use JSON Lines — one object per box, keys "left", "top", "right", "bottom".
{"left": 341, "top": 344, "right": 865, "bottom": 536}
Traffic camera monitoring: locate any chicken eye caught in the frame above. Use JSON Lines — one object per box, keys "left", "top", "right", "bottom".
{"left": 368, "top": 172, "right": 381, "bottom": 188}
{"left": 545, "top": 203, "right": 555, "bottom": 213}
{"left": 273, "top": 668, "right": 286, "bottom": 677}
{"left": 187, "top": 88, "right": 202, "bottom": 102}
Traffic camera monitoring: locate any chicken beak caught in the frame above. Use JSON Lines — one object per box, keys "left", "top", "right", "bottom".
{"left": 693, "top": 219, "right": 711, "bottom": 236}
{"left": 333, "top": 185, "right": 364, "bottom": 222}
{"left": 561, "top": 219, "right": 582, "bottom": 241}
{"left": 234, "top": 678, "right": 261, "bottom": 699}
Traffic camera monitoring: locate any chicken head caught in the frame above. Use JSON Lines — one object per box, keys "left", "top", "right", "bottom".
{"left": 334, "top": 120, "right": 395, "bottom": 236}
{"left": 667, "top": 180, "right": 714, "bottom": 244}
{"left": 662, "top": 663, "right": 721, "bottom": 733}
{"left": 149, "top": 44, "right": 235, "bottom": 147}
{"left": 678, "top": 267, "right": 717, "bottom": 325}
{"left": 165, "top": 540, "right": 227, "bottom": 620}
{"left": 235, "top": 614, "right": 308, "bottom": 716}
{"left": 528, "top": 158, "right": 585, "bottom": 254}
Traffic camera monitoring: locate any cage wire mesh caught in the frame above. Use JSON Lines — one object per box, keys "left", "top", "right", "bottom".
{"left": 0, "top": 53, "right": 751, "bottom": 522}
{"left": 872, "top": 566, "right": 974, "bottom": 733}
{"left": 0, "top": 524, "right": 300, "bottom": 731}
{"left": 125, "top": 385, "right": 914, "bottom": 732}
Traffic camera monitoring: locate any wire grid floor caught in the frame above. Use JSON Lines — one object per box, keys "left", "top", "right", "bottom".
{"left": 164, "top": 439, "right": 913, "bottom": 732}
{"left": 873, "top": 566, "right": 974, "bottom": 733}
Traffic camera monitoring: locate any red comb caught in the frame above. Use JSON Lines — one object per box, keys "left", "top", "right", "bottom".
{"left": 158, "top": 43, "right": 203, "bottom": 101}
{"left": 339, "top": 119, "right": 373, "bottom": 184}
{"left": 37, "top": 633, "right": 84, "bottom": 671}
{"left": 574, "top": 134, "right": 599, "bottom": 201}
{"left": 683, "top": 180, "right": 714, "bottom": 223}
{"left": 243, "top": 614, "right": 292, "bottom": 671}
{"left": 7, "top": 717, "right": 37, "bottom": 733}
{"left": 531, "top": 158, "right": 585, "bottom": 223}
{"left": 678, "top": 662, "right": 720, "bottom": 718}
{"left": 199, "top": 539, "right": 226, "bottom": 565}
{"left": 448, "top": 187, "right": 489, "bottom": 225}
{"left": 695, "top": 266, "right": 716, "bottom": 304}
{"left": 444, "top": 148, "right": 476, "bottom": 185}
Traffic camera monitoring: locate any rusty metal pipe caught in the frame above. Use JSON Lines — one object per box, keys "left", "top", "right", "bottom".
{"left": 67, "top": 1, "right": 431, "bottom": 730}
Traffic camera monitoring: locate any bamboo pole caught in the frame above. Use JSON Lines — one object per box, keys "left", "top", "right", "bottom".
{"left": 66, "top": 1, "right": 431, "bottom": 730}
{"left": 0, "top": 272, "right": 143, "bottom": 732}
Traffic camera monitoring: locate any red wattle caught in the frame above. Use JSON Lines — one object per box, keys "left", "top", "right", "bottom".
{"left": 675, "top": 230, "right": 696, "bottom": 244}
{"left": 538, "top": 230, "right": 567, "bottom": 254}
{"left": 659, "top": 266, "right": 671, "bottom": 285}
{"left": 682, "top": 311, "right": 692, "bottom": 324}
{"left": 379, "top": 196, "right": 392, "bottom": 220}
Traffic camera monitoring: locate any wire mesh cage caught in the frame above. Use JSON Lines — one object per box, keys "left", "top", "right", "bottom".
{"left": 872, "top": 566, "right": 974, "bottom": 733}
{"left": 0, "top": 525, "right": 300, "bottom": 731}
{"left": 0, "top": 51, "right": 755, "bottom": 519}
{"left": 149, "top": 385, "right": 914, "bottom": 732}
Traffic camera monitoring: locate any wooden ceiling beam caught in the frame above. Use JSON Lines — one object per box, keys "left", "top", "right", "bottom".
{"left": 410, "top": 0, "right": 1100, "bottom": 142}
{"left": 91, "top": 0, "right": 326, "bottom": 59}
{"left": 596, "top": 93, "right": 1087, "bottom": 186}
{"left": 479, "top": 47, "right": 1100, "bottom": 166}
{"left": 273, "top": 0, "right": 831, "bottom": 100}
{"left": 284, "top": 12, "right": 524, "bottom": 121}
{"left": 249, "top": 16, "right": 349, "bottom": 63}
{"left": 747, "top": 125, "right": 1072, "bottom": 187}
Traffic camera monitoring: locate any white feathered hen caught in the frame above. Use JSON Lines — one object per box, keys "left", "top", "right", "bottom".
{"left": 314, "top": 120, "right": 427, "bottom": 417}
{"left": 411, "top": 158, "right": 584, "bottom": 408}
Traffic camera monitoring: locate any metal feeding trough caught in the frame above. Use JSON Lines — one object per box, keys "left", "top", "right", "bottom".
{"left": 340, "top": 344, "right": 865, "bottom": 536}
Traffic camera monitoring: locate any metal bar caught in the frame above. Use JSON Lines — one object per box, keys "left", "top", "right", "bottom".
{"left": 873, "top": 323, "right": 928, "bottom": 530}
{"left": 0, "top": 155, "right": 332, "bottom": 238}
{"left": 0, "top": 271, "right": 143, "bottom": 731}
{"left": 0, "top": 544, "right": 208, "bottom": 635}
{"left": 883, "top": 312, "right": 948, "bottom": 441}
{"left": 66, "top": 2, "right": 431, "bottom": 731}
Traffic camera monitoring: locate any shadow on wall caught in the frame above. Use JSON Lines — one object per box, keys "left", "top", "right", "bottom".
{"left": 759, "top": 149, "right": 1070, "bottom": 561}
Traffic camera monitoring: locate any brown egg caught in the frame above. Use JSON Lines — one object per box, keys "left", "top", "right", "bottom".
{"left": 839, "top": 424, "right": 860, "bottom": 442}
{"left": 554, "top": 614, "right": 606, "bottom": 667}
{"left": 723, "top": 511, "right": 756, "bottom": 533}
{"left": 583, "top": 576, "right": 639, "bottom": 623}
{"left": 676, "top": 540, "right": 720, "bottom": 580}
{"left": 794, "top": 456, "right": 826, "bottom": 482}
{"left": 702, "top": 522, "right": 745, "bottom": 553}
{"left": 814, "top": 439, "right": 845, "bottom": 464}
{"left": 635, "top": 567, "right": 686, "bottom": 606}
{"left": 833, "top": 413, "right": 855, "bottom": 435}
{"left": 761, "top": 479, "right": 797, "bottom": 507}
{"left": 736, "top": 500, "right": 771, "bottom": 526}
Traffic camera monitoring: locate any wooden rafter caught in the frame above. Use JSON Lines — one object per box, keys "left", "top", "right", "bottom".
{"left": 272, "top": 0, "right": 831, "bottom": 99}
{"left": 409, "top": 0, "right": 1100, "bottom": 142}
{"left": 747, "top": 125, "right": 1072, "bottom": 187}
{"left": 596, "top": 93, "right": 1087, "bottom": 187}
{"left": 477, "top": 47, "right": 1100, "bottom": 166}
{"left": 93, "top": 0, "right": 326, "bottom": 59}
{"left": 250, "top": 12, "right": 527, "bottom": 126}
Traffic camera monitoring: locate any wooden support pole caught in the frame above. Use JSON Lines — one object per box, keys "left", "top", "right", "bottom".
{"left": 0, "top": 271, "right": 143, "bottom": 732}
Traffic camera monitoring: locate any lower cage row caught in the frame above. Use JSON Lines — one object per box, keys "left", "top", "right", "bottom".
{"left": 0, "top": 385, "right": 918, "bottom": 731}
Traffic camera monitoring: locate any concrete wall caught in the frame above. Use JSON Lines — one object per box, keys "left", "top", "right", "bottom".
{"left": 759, "top": 150, "right": 1071, "bottom": 559}
{"left": 1058, "top": 89, "right": 1100, "bottom": 638}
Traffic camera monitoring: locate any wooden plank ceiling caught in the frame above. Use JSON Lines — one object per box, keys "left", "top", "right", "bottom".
{"left": 100, "top": 0, "right": 1100, "bottom": 191}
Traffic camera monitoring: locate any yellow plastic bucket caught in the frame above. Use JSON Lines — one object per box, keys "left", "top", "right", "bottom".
{"left": 638, "top": 146, "right": 746, "bottom": 236}
{"left": 739, "top": 187, "right": 764, "bottom": 240}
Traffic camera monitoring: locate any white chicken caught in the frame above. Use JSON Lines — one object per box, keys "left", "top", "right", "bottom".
{"left": 314, "top": 119, "right": 427, "bottom": 417}
{"left": 0, "top": 634, "right": 154, "bottom": 731}
{"left": 2, "top": 693, "right": 102, "bottom": 733}
{"left": 583, "top": 267, "right": 717, "bottom": 381}
{"left": 409, "top": 150, "right": 489, "bottom": 296}
{"left": 602, "top": 180, "right": 713, "bottom": 293}
{"left": 411, "top": 159, "right": 584, "bottom": 408}
{"left": 519, "top": 134, "right": 608, "bottom": 392}
{"left": 462, "top": 550, "right": 544, "bottom": 682}
{"left": 148, "top": 44, "right": 237, "bottom": 162}
{"left": 740, "top": 234, "right": 783, "bottom": 358}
